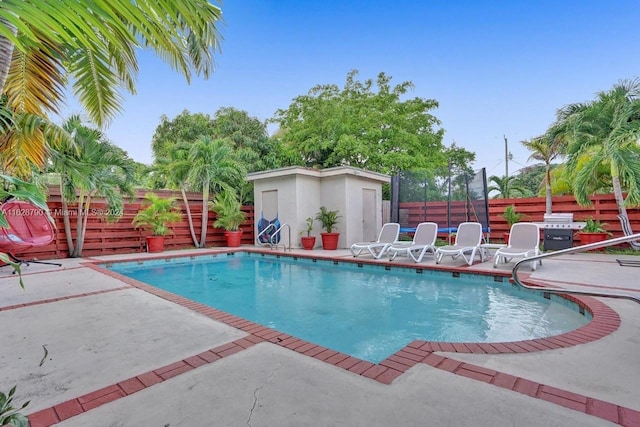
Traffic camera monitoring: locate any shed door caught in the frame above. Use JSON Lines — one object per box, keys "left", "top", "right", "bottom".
{"left": 362, "top": 189, "right": 377, "bottom": 241}
{"left": 261, "top": 190, "right": 278, "bottom": 220}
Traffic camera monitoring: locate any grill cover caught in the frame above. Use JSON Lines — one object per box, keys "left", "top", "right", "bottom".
{"left": 543, "top": 213, "right": 574, "bottom": 223}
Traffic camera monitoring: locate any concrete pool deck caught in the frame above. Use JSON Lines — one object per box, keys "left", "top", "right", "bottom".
{"left": 0, "top": 247, "right": 639, "bottom": 426}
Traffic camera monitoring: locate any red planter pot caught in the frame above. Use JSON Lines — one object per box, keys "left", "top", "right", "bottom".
{"left": 579, "top": 232, "right": 609, "bottom": 252}
{"left": 320, "top": 232, "right": 340, "bottom": 250}
{"left": 300, "top": 236, "right": 316, "bottom": 250}
{"left": 145, "top": 236, "right": 165, "bottom": 253}
{"left": 224, "top": 230, "right": 243, "bottom": 247}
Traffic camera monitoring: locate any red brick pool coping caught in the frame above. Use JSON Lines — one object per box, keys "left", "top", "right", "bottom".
{"left": 10, "top": 251, "right": 638, "bottom": 426}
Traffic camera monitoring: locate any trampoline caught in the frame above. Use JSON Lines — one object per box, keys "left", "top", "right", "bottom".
{"left": 391, "top": 168, "right": 490, "bottom": 235}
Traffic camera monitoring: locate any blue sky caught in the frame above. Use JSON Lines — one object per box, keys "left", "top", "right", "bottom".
{"left": 58, "top": 1, "right": 640, "bottom": 177}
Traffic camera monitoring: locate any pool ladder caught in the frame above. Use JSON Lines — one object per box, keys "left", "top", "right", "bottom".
{"left": 256, "top": 222, "right": 291, "bottom": 252}
{"left": 512, "top": 233, "right": 640, "bottom": 304}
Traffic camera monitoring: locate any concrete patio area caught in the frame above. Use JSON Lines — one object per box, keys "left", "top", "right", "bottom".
{"left": 1, "top": 247, "right": 639, "bottom": 426}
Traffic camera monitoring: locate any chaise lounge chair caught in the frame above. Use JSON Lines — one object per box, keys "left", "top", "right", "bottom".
{"left": 617, "top": 214, "right": 640, "bottom": 251}
{"left": 350, "top": 222, "right": 400, "bottom": 259}
{"left": 493, "top": 222, "right": 541, "bottom": 271}
{"left": 615, "top": 214, "right": 640, "bottom": 266}
{"left": 435, "top": 222, "right": 484, "bottom": 266}
{"left": 387, "top": 222, "right": 438, "bottom": 262}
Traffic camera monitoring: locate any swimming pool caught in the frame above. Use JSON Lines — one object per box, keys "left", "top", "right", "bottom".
{"left": 106, "top": 253, "right": 590, "bottom": 363}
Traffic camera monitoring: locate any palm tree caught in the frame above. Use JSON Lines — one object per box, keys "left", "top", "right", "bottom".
{"left": 557, "top": 78, "right": 640, "bottom": 218}
{"left": 487, "top": 175, "right": 528, "bottom": 199}
{"left": 0, "top": 1, "right": 222, "bottom": 127}
{"left": 521, "top": 133, "right": 565, "bottom": 214}
{"left": 0, "top": 1, "right": 222, "bottom": 174}
{"left": 0, "top": 97, "right": 70, "bottom": 178}
{"left": 156, "top": 144, "right": 200, "bottom": 247}
{"left": 184, "top": 137, "right": 246, "bottom": 248}
{"left": 48, "top": 116, "right": 135, "bottom": 257}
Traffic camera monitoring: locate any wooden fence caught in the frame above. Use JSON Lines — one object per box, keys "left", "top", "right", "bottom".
{"left": 400, "top": 193, "right": 640, "bottom": 244}
{"left": 8, "top": 187, "right": 255, "bottom": 260}
{"left": 5, "top": 190, "right": 640, "bottom": 261}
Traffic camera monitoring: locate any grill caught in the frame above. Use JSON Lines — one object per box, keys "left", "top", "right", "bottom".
{"left": 535, "top": 213, "right": 586, "bottom": 250}
{"left": 540, "top": 213, "right": 586, "bottom": 229}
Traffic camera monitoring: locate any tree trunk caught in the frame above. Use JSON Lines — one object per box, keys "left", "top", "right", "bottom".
{"left": 0, "top": 19, "right": 17, "bottom": 92}
{"left": 612, "top": 175, "right": 628, "bottom": 218}
{"left": 199, "top": 181, "right": 210, "bottom": 247}
{"left": 545, "top": 163, "right": 552, "bottom": 214}
{"left": 181, "top": 188, "right": 199, "bottom": 247}
{"left": 75, "top": 195, "right": 92, "bottom": 257}
{"left": 60, "top": 182, "right": 75, "bottom": 255}
{"left": 71, "top": 191, "right": 85, "bottom": 257}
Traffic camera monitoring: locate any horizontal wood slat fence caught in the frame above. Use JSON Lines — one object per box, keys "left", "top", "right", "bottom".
{"left": 4, "top": 190, "right": 640, "bottom": 261}
{"left": 7, "top": 187, "right": 255, "bottom": 260}
{"left": 400, "top": 194, "right": 640, "bottom": 245}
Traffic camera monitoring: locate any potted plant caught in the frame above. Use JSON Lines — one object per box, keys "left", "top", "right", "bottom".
{"left": 132, "top": 193, "right": 182, "bottom": 253}
{"left": 315, "top": 206, "right": 340, "bottom": 250}
{"left": 300, "top": 217, "right": 316, "bottom": 250}
{"left": 501, "top": 205, "right": 525, "bottom": 242}
{"left": 210, "top": 190, "right": 246, "bottom": 247}
{"left": 579, "top": 217, "right": 611, "bottom": 251}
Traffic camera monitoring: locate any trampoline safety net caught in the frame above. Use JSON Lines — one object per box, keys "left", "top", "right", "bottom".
{"left": 390, "top": 168, "right": 489, "bottom": 233}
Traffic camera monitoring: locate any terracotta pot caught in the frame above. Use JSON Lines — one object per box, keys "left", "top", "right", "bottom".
{"left": 320, "top": 232, "right": 340, "bottom": 250}
{"left": 224, "top": 230, "right": 243, "bottom": 247}
{"left": 503, "top": 232, "right": 510, "bottom": 243}
{"left": 300, "top": 236, "right": 316, "bottom": 250}
{"left": 579, "top": 232, "right": 608, "bottom": 252}
{"left": 145, "top": 236, "right": 165, "bottom": 253}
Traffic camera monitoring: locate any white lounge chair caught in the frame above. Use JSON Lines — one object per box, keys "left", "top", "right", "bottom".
{"left": 435, "top": 222, "right": 484, "bottom": 266}
{"left": 387, "top": 222, "right": 438, "bottom": 262}
{"left": 494, "top": 223, "right": 541, "bottom": 271}
{"left": 350, "top": 222, "right": 400, "bottom": 259}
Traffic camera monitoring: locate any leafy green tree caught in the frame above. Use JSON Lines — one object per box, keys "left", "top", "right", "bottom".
{"left": 181, "top": 136, "right": 246, "bottom": 247}
{"left": 210, "top": 107, "right": 281, "bottom": 203}
{"left": 393, "top": 143, "right": 476, "bottom": 202}
{"left": 555, "top": 78, "right": 640, "bottom": 217}
{"left": 510, "top": 164, "right": 548, "bottom": 197}
{"left": 488, "top": 175, "right": 528, "bottom": 199}
{"left": 150, "top": 108, "right": 280, "bottom": 203}
{"left": 151, "top": 110, "right": 216, "bottom": 161}
{"left": 439, "top": 143, "right": 477, "bottom": 201}
{"left": 271, "top": 70, "right": 446, "bottom": 174}
{"left": 130, "top": 162, "right": 156, "bottom": 189}
{"left": 48, "top": 116, "right": 135, "bottom": 257}
{"left": 212, "top": 107, "right": 280, "bottom": 173}
{"left": 521, "top": 133, "right": 566, "bottom": 214}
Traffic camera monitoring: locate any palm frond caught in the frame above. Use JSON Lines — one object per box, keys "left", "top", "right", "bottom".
{"left": 4, "top": 32, "right": 65, "bottom": 116}
{"left": 68, "top": 47, "right": 124, "bottom": 128}
{"left": 0, "top": 0, "right": 136, "bottom": 53}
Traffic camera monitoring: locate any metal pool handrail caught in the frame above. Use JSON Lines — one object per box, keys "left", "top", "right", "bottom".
{"left": 512, "top": 233, "right": 640, "bottom": 304}
{"left": 256, "top": 223, "right": 277, "bottom": 247}
{"left": 270, "top": 223, "right": 291, "bottom": 252}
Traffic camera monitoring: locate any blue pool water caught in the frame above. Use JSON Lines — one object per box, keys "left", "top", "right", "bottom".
{"left": 107, "top": 253, "right": 590, "bottom": 363}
